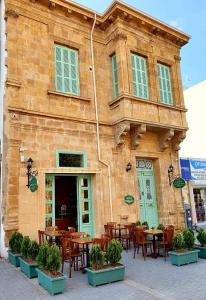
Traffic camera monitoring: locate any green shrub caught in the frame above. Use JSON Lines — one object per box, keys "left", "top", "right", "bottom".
{"left": 21, "top": 236, "right": 31, "bottom": 259}
{"left": 183, "top": 229, "right": 195, "bottom": 250}
{"left": 136, "top": 221, "right": 141, "bottom": 226}
{"left": 105, "top": 239, "right": 122, "bottom": 265}
{"left": 28, "top": 240, "right": 39, "bottom": 261}
{"left": 36, "top": 242, "right": 49, "bottom": 270}
{"left": 9, "top": 232, "right": 23, "bottom": 254}
{"left": 89, "top": 244, "right": 104, "bottom": 270}
{"left": 197, "top": 228, "right": 206, "bottom": 247}
{"left": 142, "top": 221, "right": 149, "bottom": 229}
{"left": 157, "top": 224, "right": 165, "bottom": 230}
{"left": 46, "top": 245, "right": 61, "bottom": 275}
{"left": 172, "top": 233, "right": 185, "bottom": 251}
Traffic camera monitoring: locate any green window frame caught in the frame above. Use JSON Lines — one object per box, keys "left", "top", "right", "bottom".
{"left": 111, "top": 54, "right": 118, "bottom": 97}
{"left": 54, "top": 44, "right": 79, "bottom": 95}
{"left": 56, "top": 150, "right": 87, "bottom": 168}
{"left": 157, "top": 63, "right": 173, "bottom": 105}
{"left": 131, "top": 53, "right": 149, "bottom": 99}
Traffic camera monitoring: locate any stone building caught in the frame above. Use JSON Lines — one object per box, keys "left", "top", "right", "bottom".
{"left": 0, "top": 0, "right": 190, "bottom": 254}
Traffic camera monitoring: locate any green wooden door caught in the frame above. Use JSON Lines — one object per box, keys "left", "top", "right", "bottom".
{"left": 77, "top": 175, "right": 94, "bottom": 237}
{"left": 45, "top": 174, "right": 55, "bottom": 227}
{"left": 137, "top": 160, "right": 158, "bottom": 227}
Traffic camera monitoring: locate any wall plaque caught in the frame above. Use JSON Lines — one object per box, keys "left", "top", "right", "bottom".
{"left": 124, "top": 195, "right": 134, "bottom": 205}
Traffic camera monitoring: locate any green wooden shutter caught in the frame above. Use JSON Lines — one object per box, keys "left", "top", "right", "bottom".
{"left": 158, "top": 63, "right": 173, "bottom": 105}
{"left": 111, "top": 54, "right": 118, "bottom": 97}
{"left": 131, "top": 53, "right": 149, "bottom": 99}
{"left": 55, "top": 45, "right": 79, "bottom": 95}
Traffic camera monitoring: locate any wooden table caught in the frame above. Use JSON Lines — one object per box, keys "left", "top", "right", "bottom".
{"left": 144, "top": 229, "right": 163, "bottom": 258}
{"left": 70, "top": 237, "right": 93, "bottom": 268}
{"left": 44, "top": 230, "right": 66, "bottom": 245}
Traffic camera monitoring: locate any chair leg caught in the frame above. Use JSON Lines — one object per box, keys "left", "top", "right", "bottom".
{"left": 142, "top": 246, "right": 146, "bottom": 261}
{"left": 133, "top": 245, "right": 136, "bottom": 258}
{"left": 69, "top": 258, "right": 72, "bottom": 278}
{"left": 61, "top": 260, "right": 64, "bottom": 273}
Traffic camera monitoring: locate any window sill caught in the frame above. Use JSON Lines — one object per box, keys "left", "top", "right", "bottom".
{"left": 48, "top": 90, "right": 91, "bottom": 102}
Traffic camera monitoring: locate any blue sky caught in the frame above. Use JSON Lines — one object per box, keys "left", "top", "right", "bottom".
{"left": 74, "top": 0, "right": 206, "bottom": 89}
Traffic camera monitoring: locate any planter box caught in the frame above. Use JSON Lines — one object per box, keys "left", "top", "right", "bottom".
{"left": 85, "top": 264, "right": 125, "bottom": 287}
{"left": 194, "top": 245, "right": 206, "bottom": 258}
{"left": 8, "top": 250, "right": 21, "bottom": 267}
{"left": 36, "top": 268, "right": 65, "bottom": 295}
{"left": 168, "top": 250, "right": 200, "bottom": 266}
{"left": 19, "top": 257, "right": 38, "bottom": 278}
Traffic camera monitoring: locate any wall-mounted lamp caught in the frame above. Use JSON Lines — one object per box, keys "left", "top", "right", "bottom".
{"left": 126, "top": 162, "right": 132, "bottom": 172}
{"left": 26, "top": 157, "right": 38, "bottom": 188}
{"left": 168, "top": 164, "right": 174, "bottom": 185}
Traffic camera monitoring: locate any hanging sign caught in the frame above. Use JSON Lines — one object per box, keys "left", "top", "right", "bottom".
{"left": 30, "top": 176, "right": 38, "bottom": 192}
{"left": 173, "top": 177, "right": 186, "bottom": 189}
{"left": 124, "top": 195, "right": 134, "bottom": 205}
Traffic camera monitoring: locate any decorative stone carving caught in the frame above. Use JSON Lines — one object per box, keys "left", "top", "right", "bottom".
{"left": 112, "top": 29, "right": 127, "bottom": 42}
{"left": 172, "top": 131, "right": 186, "bottom": 151}
{"left": 130, "top": 124, "right": 146, "bottom": 149}
{"left": 159, "top": 129, "right": 174, "bottom": 152}
{"left": 174, "top": 55, "right": 181, "bottom": 61}
{"left": 5, "top": 9, "right": 19, "bottom": 19}
{"left": 49, "top": 1, "right": 55, "bottom": 9}
{"left": 115, "top": 121, "right": 130, "bottom": 146}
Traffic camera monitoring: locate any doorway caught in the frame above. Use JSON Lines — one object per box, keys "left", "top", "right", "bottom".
{"left": 45, "top": 174, "right": 94, "bottom": 236}
{"left": 55, "top": 176, "right": 77, "bottom": 230}
{"left": 136, "top": 159, "right": 158, "bottom": 228}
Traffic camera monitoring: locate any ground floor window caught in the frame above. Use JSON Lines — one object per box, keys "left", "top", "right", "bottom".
{"left": 193, "top": 188, "right": 206, "bottom": 222}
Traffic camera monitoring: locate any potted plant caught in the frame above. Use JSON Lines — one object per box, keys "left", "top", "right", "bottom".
{"left": 194, "top": 228, "right": 206, "bottom": 258}
{"left": 36, "top": 243, "right": 66, "bottom": 295}
{"left": 86, "top": 239, "right": 125, "bottom": 287}
{"left": 8, "top": 232, "right": 23, "bottom": 267}
{"left": 157, "top": 224, "right": 165, "bottom": 230}
{"left": 168, "top": 230, "right": 199, "bottom": 266}
{"left": 136, "top": 220, "right": 141, "bottom": 226}
{"left": 142, "top": 221, "right": 149, "bottom": 229}
{"left": 19, "top": 236, "right": 39, "bottom": 278}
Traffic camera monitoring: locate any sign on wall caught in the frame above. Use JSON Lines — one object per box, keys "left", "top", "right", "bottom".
{"left": 173, "top": 177, "right": 186, "bottom": 189}
{"left": 124, "top": 195, "right": 134, "bottom": 205}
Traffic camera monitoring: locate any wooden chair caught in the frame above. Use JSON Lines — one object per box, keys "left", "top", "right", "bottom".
{"left": 92, "top": 237, "right": 109, "bottom": 252}
{"left": 133, "top": 228, "right": 153, "bottom": 260}
{"left": 70, "top": 232, "right": 86, "bottom": 239}
{"left": 38, "top": 230, "right": 45, "bottom": 245}
{"left": 157, "top": 227, "right": 174, "bottom": 261}
{"left": 61, "top": 238, "right": 83, "bottom": 278}
{"left": 107, "top": 222, "right": 117, "bottom": 227}
{"left": 68, "top": 227, "right": 76, "bottom": 233}
{"left": 121, "top": 224, "right": 135, "bottom": 251}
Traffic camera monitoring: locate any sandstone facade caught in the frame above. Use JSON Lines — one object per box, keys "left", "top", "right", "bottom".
{"left": 1, "top": 0, "right": 190, "bottom": 246}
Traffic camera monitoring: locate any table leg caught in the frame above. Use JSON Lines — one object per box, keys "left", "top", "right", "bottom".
{"left": 86, "top": 244, "right": 90, "bottom": 268}
{"left": 152, "top": 235, "right": 157, "bottom": 259}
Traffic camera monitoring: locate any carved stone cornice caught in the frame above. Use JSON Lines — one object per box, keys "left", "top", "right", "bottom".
{"left": 111, "top": 29, "right": 127, "bottom": 42}
{"left": 172, "top": 131, "right": 186, "bottom": 151}
{"left": 159, "top": 129, "right": 174, "bottom": 152}
{"left": 115, "top": 121, "right": 130, "bottom": 146}
{"left": 5, "top": 8, "right": 19, "bottom": 19}
{"left": 174, "top": 55, "right": 181, "bottom": 61}
{"left": 131, "top": 124, "right": 146, "bottom": 149}
{"left": 49, "top": 1, "right": 55, "bottom": 10}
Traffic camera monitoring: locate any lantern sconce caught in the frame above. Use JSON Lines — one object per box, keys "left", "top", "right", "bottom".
{"left": 126, "top": 162, "right": 132, "bottom": 172}
{"left": 168, "top": 164, "right": 174, "bottom": 185}
{"left": 26, "top": 157, "right": 38, "bottom": 188}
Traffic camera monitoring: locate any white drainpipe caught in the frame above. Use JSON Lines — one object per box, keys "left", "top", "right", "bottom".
{"left": 90, "top": 14, "right": 113, "bottom": 221}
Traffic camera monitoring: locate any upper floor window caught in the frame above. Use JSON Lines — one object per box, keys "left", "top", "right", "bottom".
{"left": 157, "top": 63, "right": 173, "bottom": 105}
{"left": 131, "top": 53, "right": 149, "bottom": 99}
{"left": 54, "top": 44, "right": 79, "bottom": 95}
{"left": 111, "top": 54, "right": 118, "bottom": 98}
{"left": 56, "top": 150, "right": 87, "bottom": 168}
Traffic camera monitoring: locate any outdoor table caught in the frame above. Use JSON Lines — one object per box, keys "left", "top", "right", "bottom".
{"left": 44, "top": 230, "right": 66, "bottom": 245}
{"left": 70, "top": 237, "right": 93, "bottom": 269}
{"left": 144, "top": 229, "right": 163, "bottom": 258}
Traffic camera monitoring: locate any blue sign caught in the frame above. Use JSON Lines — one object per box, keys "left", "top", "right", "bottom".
{"left": 180, "top": 159, "right": 191, "bottom": 181}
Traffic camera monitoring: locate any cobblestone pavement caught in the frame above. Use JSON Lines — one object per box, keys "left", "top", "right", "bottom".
{"left": 1, "top": 249, "right": 206, "bottom": 300}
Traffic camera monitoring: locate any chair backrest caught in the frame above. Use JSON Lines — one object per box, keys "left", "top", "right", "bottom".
{"left": 92, "top": 237, "right": 109, "bottom": 251}
{"left": 61, "top": 237, "right": 74, "bottom": 257}
{"left": 38, "top": 230, "right": 45, "bottom": 245}
{"left": 163, "top": 228, "right": 174, "bottom": 245}
{"left": 62, "top": 231, "right": 72, "bottom": 239}
{"left": 107, "top": 222, "right": 117, "bottom": 227}
{"left": 71, "top": 232, "right": 86, "bottom": 239}
{"left": 134, "top": 228, "right": 146, "bottom": 244}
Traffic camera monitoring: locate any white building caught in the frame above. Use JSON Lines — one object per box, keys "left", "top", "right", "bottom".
{"left": 180, "top": 80, "right": 206, "bottom": 226}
